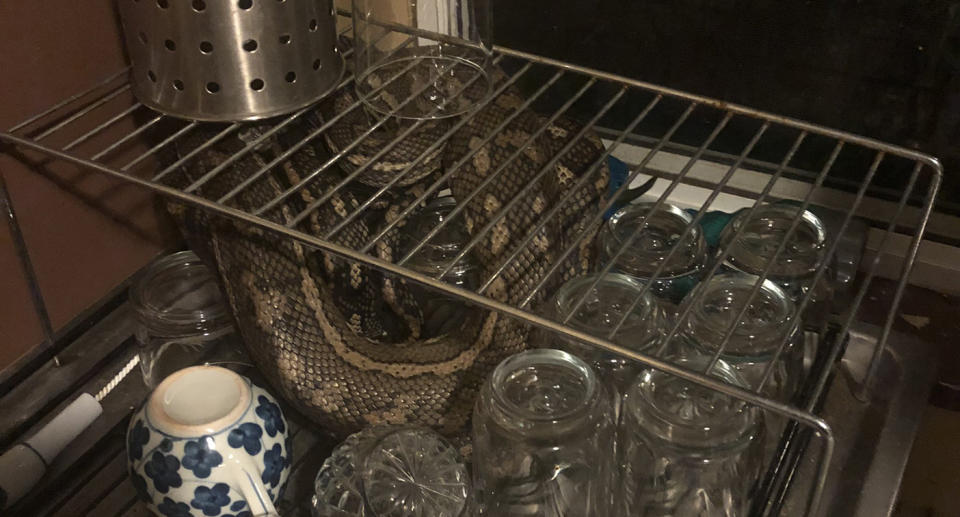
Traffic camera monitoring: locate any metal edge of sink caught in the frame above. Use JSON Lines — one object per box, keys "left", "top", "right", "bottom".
{"left": 781, "top": 321, "right": 938, "bottom": 516}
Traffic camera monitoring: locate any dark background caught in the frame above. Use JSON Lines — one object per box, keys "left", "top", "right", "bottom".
{"left": 492, "top": 0, "right": 960, "bottom": 214}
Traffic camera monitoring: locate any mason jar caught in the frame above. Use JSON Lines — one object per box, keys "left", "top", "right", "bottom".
{"left": 473, "top": 349, "right": 615, "bottom": 516}
{"left": 540, "top": 273, "right": 663, "bottom": 415}
{"left": 400, "top": 196, "right": 482, "bottom": 339}
{"left": 598, "top": 202, "right": 707, "bottom": 305}
{"left": 130, "top": 251, "right": 248, "bottom": 388}
{"left": 617, "top": 356, "right": 765, "bottom": 517}
{"left": 717, "top": 204, "right": 833, "bottom": 331}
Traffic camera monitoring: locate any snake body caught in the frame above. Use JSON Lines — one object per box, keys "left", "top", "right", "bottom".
{"left": 166, "top": 67, "right": 611, "bottom": 438}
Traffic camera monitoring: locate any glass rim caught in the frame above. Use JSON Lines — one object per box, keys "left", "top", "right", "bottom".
{"left": 359, "top": 426, "right": 470, "bottom": 517}
{"left": 354, "top": 55, "right": 493, "bottom": 121}
{"left": 680, "top": 271, "right": 796, "bottom": 355}
{"left": 603, "top": 201, "right": 707, "bottom": 277}
{"left": 625, "top": 355, "right": 762, "bottom": 450}
{"left": 130, "top": 250, "right": 230, "bottom": 331}
{"left": 548, "top": 273, "right": 661, "bottom": 347}
{"left": 720, "top": 203, "right": 828, "bottom": 277}
{"left": 489, "top": 348, "right": 600, "bottom": 424}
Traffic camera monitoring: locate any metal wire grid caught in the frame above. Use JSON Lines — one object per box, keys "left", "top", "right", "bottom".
{"left": 0, "top": 20, "right": 941, "bottom": 515}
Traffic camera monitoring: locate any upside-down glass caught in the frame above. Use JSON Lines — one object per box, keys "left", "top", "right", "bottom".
{"left": 352, "top": 0, "right": 493, "bottom": 119}
{"left": 541, "top": 273, "right": 663, "bottom": 414}
{"left": 675, "top": 272, "right": 803, "bottom": 465}
{"left": 598, "top": 202, "right": 708, "bottom": 305}
{"left": 718, "top": 204, "right": 833, "bottom": 330}
{"left": 617, "top": 356, "right": 765, "bottom": 517}
{"left": 400, "top": 196, "right": 481, "bottom": 339}
{"left": 676, "top": 272, "right": 803, "bottom": 402}
{"left": 312, "top": 426, "right": 471, "bottom": 517}
{"left": 130, "top": 251, "right": 248, "bottom": 388}
{"left": 473, "top": 349, "right": 615, "bottom": 516}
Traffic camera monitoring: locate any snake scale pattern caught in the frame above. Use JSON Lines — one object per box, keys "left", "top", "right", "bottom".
{"left": 165, "top": 64, "right": 611, "bottom": 438}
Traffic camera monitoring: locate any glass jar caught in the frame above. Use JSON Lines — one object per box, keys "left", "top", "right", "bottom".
{"left": 130, "top": 251, "right": 247, "bottom": 388}
{"left": 312, "top": 426, "right": 471, "bottom": 517}
{"left": 717, "top": 204, "right": 833, "bottom": 330}
{"left": 677, "top": 272, "right": 803, "bottom": 402}
{"left": 617, "top": 356, "right": 765, "bottom": 517}
{"left": 541, "top": 273, "right": 663, "bottom": 414}
{"left": 598, "top": 202, "right": 707, "bottom": 305}
{"left": 472, "top": 349, "right": 615, "bottom": 516}
{"left": 351, "top": 0, "right": 493, "bottom": 119}
{"left": 401, "top": 196, "right": 481, "bottom": 339}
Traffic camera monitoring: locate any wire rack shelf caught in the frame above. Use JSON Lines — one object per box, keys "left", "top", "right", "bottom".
{"left": 0, "top": 18, "right": 941, "bottom": 516}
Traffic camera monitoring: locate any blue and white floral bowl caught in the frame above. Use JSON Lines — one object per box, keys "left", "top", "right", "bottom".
{"left": 127, "top": 365, "right": 291, "bottom": 517}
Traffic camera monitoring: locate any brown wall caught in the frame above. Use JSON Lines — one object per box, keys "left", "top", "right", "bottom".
{"left": 0, "top": 1, "right": 176, "bottom": 371}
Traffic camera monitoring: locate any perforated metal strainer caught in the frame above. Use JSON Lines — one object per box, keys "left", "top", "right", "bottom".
{"left": 118, "top": 0, "right": 344, "bottom": 121}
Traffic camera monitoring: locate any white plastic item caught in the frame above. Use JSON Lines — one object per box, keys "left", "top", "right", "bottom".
{"left": 0, "top": 394, "right": 103, "bottom": 510}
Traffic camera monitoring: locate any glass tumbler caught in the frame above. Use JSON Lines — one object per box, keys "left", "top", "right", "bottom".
{"left": 473, "top": 349, "right": 615, "bottom": 516}
{"left": 541, "top": 273, "right": 663, "bottom": 414}
{"left": 598, "top": 202, "right": 708, "bottom": 305}
{"left": 617, "top": 356, "right": 765, "bottom": 517}
{"left": 312, "top": 426, "right": 470, "bottom": 517}
{"left": 130, "top": 251, "right": 248, "bottom": 388}
{"left": 352, "top": 0, "right": 493, "bottom": 119}
{"left": 677, "top": 272, "right": 803, "bottom": 402}
{"left": 718, "top": 204, "right": 833, "bottom": 330}
{"left": 400, "top": 196, "right": 482, "bottom": 339}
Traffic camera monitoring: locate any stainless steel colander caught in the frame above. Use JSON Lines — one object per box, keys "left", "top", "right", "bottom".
{"left": 118, "top": 0, "right": 343, "bottom": 121}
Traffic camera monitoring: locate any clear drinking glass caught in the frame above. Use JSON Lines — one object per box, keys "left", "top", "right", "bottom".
{"left": 400, "top": 196, "right": 481, "bottom": 339}
{"left": 599, "top": 202, "right": 708, "bottom": 305}
{"left": 718, "top": 204, "right": 833, "bottom": 330}
{"left": 617, "top": 356, "right": 765, "bottom": 517}
{"left": 676, "top": 272, "right": 803, "bottom": 402}
{"left": 130, "top": 251, "right": 248, "bottom": 388}
{"left": 472, "top": 349, "right": 615, "bottom": 516}
{"left": 312, "top": 426, "right": 471, "bottom": 517}
{"left": 352, "top": 0, "right": 493, "bottom": 119}
{"left": 541, "top": 273, "right": 663, "bottom": 414}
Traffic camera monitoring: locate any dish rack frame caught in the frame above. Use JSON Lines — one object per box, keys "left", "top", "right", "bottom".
{"left": 0, "top": 14, "right": 942, "bottom": 516}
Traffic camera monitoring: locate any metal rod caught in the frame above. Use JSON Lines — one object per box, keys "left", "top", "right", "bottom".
{"left": 527, "top": 105, "right": 711, "bottom": 313}
{"left": 649, "top": 143, "right": 842, "bottom": 363}
{"left": 489, "top": 46, "right": 941, "bottom": 169}
{"left": 0, "top": 130, "right": 841, "bottom": 515}
{"left": 604, "top": 122, "right": 771, "bottom": 339}
{"left": 120, "top": 121, "right": 199, "bottom": 171}
{"left": 31, "top": 84, "right": 133, "bottom": 143}
{"left": 7, "top": 67, "right": 131, "bottom": 133}
{"left": 219, "top": 32, "right": 412, "bottom": 207}
{"left": 753, "top": 151, "right": 886, "bottom": 392}
{"left": 0, "top": 173, "right": 59, "bottom": 367}
{"left": 89, "top": 114, "right": 163, "bottom": 162}
{"left": 477, "top": 94, "right": 661, "bottom": 293}
{"left": 518, "top": 103, "right": 703, "bottom": 308}
{"left": 0, "top": 131, "right": 833, "bottom": 420}
{"left": 697, "top": 145, "right": 835, "bottom": 381}
{"left": 369, "top": 69, "right": 568, "bottom": 258}
{"left": 221, "top": 39, "right": 423, "bottom": 208}
{"left": 321, "top": 60, "right": 532, "bottom": 241}
{"left": 61, "top": 103, "right": 142, "bottom": 152}
{"left": 856, "top": 162, "right": 940, "bottom": 399}
{"left": 285, "top": 56, "right": 485, "bottom": 229}
{"left": 182, "top": 107, "right": 314, "bottom": 194}
{"left": 431, "top": 79, "right": 607, "bottom": 278}
{"left": 151, "top": 124, "right": 241, "bottom": 183}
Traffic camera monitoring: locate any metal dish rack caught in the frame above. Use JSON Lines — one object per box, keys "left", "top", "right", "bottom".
{"left": 0, "top": 15, "right": 942, "bottom": 517}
